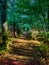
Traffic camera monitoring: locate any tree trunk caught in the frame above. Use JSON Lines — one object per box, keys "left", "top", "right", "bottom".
{"left": 48, "top": 9, "right": 49, "bottom": 22}
{"left": 1, "top": 0, "right": 7, "bottom": 34}
{"left": 1, "top": 0, "right": 7, "bottom": 46}
{"left": 13, "top": 21, "right": 16, "bottom": 38}
{"left": 43, "top": 15, "right": 47, "bottom": 38}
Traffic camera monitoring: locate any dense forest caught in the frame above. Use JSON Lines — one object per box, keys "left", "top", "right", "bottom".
{"left": 0, "top": 0, "right": 49, "bottom": 65}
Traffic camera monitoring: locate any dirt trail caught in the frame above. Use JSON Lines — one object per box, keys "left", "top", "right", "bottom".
{"left": 0, "top": 38, "right": 40, "bottom": 64}
{"left": 9, "top": 38, "right": 40, "bottom": 44}
{"left": 4, "top": 38, "right": 40, "bottom": 63}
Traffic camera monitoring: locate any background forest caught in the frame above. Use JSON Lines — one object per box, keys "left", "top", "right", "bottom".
{"left": 0, "top": 0, "right": 49, "bottom": 38}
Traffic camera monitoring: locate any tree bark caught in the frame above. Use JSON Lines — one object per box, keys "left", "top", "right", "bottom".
{"left": 42, "top": 15, "right": 47, "bottom": 38}
{"left": 13, "top": 21, "right": 16, "bottom": 38}
{"left": 0, "top": 0, "right": 7, "bottom": 46}
{"left": 1, "top": 0, "right": 7, "bottom": 34}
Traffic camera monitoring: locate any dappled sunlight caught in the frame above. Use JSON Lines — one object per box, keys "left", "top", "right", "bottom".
{"left": 0, "top": 0, "right": 49, "bottom": 65}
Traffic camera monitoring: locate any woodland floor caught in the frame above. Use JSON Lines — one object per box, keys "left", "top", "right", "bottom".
{"left": 0, "top": 37, "right": 49, "bottom": 65}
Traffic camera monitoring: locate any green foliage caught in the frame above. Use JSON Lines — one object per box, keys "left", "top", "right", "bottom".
{"left": 37, "top": 42, "right": 48, "bottom": 56}
{"left": 46, "top": 32, "right": 49, "bottom": 38}
{"left": 37, "top": 33, "right": 44, "bottom": 38}
{"left": 0, "top": 50, "right": 6, "bottom": 55}
{"left": 36, "top": 32, "right": 46, "bottom": 41}
{"left": 27, "top": 31, "right": 32, "bottom": 39}
{"left": 2, "top": 33, "right": 8, "bottom": 41}
{"left": 0, "top": 33, "right": 8, "bottom": 50}
{"left": 6, "top": 0, "right": 49, "bottom": 33}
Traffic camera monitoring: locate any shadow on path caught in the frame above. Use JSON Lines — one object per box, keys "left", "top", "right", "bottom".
{"left": 0, "top": 58, "right": 43, "bottom": 65}
{"left": 0, "top": 58, "right": 24, "bottom": 65}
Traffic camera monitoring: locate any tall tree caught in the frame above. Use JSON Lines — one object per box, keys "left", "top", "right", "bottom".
{"left": 0, "top": 0, "right": 7, "bottom": 48}
{"left": 0, "top": 0, "right": 7, "bottom": 34}
{"left": 31, "top": 0, "right": 49, "bottom": 37}
{"left": 7, "top": 0, "right": 16, "bottom": 37}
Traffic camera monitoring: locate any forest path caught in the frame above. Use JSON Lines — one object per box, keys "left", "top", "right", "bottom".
{"left": 0, "top": 38, "right": 41, "bottom": 65}
{"left": 4, "top": 38, "right": 40, "bottom": 63}
{"left": 9, "top": 38, "right": 40, "bottom": 45}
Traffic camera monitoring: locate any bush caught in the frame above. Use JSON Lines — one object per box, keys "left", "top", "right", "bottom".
{"left": 27, "top": 31, "right": 32, "bottom": 39}
{"left": 36, "top": 32, "right": 45, "bottom": 38}
{"left": 46, "top": 32, "right": 49, "bottom": 38}
{"left": 37, "top": 42, "right": 48, "bottom": 58}
{"left": 36, "top": 32, "right": 46, "bottom": 41}
{"left": 0, "top": 33, "right": 8, "bottom": 50}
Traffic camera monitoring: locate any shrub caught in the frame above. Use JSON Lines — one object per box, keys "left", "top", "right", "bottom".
{"left": 36, "top": 32, "right": 46, "bottom": 41}
{"left": 27, "top": 31, "right": 32, "bottom": 39}
{"left": 0, "top": 33, "right": 8, "bottom": 50}
{"left": 37, "top": 42, "right": 48, "bottom": 58}
{"left": 46, "top": 32, "right": 49, "bottom": 38}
